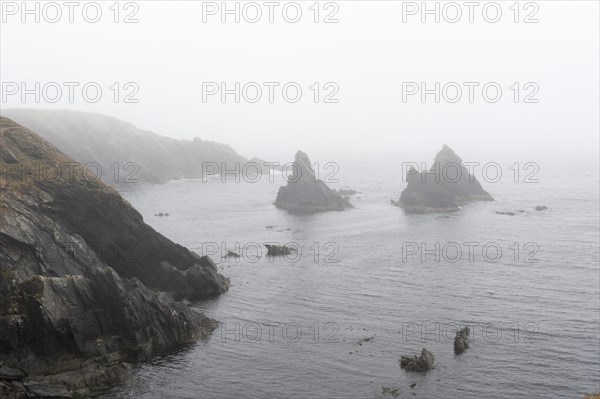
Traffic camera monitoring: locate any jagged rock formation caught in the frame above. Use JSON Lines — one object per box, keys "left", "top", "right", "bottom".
{"left": 0, "top": 116, "right": 229, "bottom": 396}
{"left": 264, "top": 244, "right": 296, "bottom": 257}
{"left": 1, "top": 108, "right": 270, "bottom": 187}
{"left": 454, "top": 327, "right": 470, "bottom": 354}
{"left": 274, "top": 151, "right": 352, "bottom": 214}
{"left": 394, "top": 145, "right": 493, "bottom": 213}
{"left": 399, "top": 348, "right": 435, "bottom": 372}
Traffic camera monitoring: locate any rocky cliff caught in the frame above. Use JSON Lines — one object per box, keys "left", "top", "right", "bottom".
{"left": 394, "top": 145, "right": 493, "bottom": 213}
{"left": 0, "top": 116, "right": 229, "bottom": 397}
{"left": 274, "top": 151, "right": 352, "bottom": 214}
{"left": 1, "top": 108, "right": 268, "bottom": 187}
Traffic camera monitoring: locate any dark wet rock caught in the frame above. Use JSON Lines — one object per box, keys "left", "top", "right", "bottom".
{"left": 0, "top": 117, "right": 229, "bottom": 397}
{"left": 22, "top": 382, "right": 72, "bottom": 398}
{"left": 264, "top": 244, "right": 296, "bottom": 257}
{"left": 0, "top": 366, "right": 25, "bottom": 381}
{"left": 535, "top": 205, "right": 548, "bottom": 211}
{"left": 496, "top": 211, "right": 516, "bottom": 216}
{"left": 274, "top": 151, "right": 352, "bottom": 214}
{"left": 399, "top": 348, "right": 435, "bottom": 372}
{"left": 394, "top": 145, "right": 493, "bottom": 214}
{"left": 154, "top": 212, "right": 170, "bottom": 217}
{"left": 224, "top": 250, "right": 240, "bottom": 258}
{"left": 454, "top": 327, "right": 470, "bottom": 354}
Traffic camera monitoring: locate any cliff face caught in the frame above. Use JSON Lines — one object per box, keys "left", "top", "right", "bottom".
{"left": 1, "top": 108, "right": 264, "bottom": 186}
{"left": 395, "top": 145, "right": 493, "bottom": 213}
{"left": 0, "top": 116, "right": 229, "bottom": 395}
{"left": 274, "top": 151, "right": 352, "bottom": 214}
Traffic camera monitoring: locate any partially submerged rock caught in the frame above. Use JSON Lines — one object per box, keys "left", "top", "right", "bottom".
{"left": 399, "top": 348, "right": 435, "bottom": 372}
{"left": 394, "top": 145, "right": 493, "bottom": 214}
{"left": 535, "top": 205, "right": 548, "bottom": 211}
{"left": 454, "top": 327, "right": 470, "bottom": 354}
{"left": 264, "top": 244, "right": 296, "bottom": 257}
{"left": 496, "top": 211, "right": 516, "bottom": 216}
{"left": 274, "top": 151, "right": 352, "bottom": 214}
{"left": 224, "top": 250, "right": 241, "bottom": 258}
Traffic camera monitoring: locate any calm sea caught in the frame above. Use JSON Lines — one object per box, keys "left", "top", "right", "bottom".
{"left": 102, "top": 155, "right": 600, "bottom": 399}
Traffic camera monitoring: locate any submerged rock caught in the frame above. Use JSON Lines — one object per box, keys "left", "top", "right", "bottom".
{"left": 274, "top": 151, "right": 352, "bottom": 214}
{"left": 454, "top": 327, "right": 470, "bottom": 354}
{"left": 535, "top": 205, "right": 548, "bottom": 211}
{"left": 496, "top": 211, "right": 516, "bottom": 216}
{"left": 264, "top": 244, "right": 296, "bottom": 257}
{"left": 0, "top": 116, "right": 229, "bottom": 396}
{"left": 394, "top": 145, "right": 493, "bottom": 214}
{"left": 399, "top": 348, "right": 435, "bottom": 372}
{"left": 224, "top": 250, "right": 241, "bottom": 258}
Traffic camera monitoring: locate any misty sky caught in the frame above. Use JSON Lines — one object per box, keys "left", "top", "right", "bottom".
{"left": 1, "top": 1, "right": 598, "bottom": 160}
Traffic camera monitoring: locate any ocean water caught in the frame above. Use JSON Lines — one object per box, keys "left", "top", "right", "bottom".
{"left": 102, "top": 156, "right": 600, "bottom": 399}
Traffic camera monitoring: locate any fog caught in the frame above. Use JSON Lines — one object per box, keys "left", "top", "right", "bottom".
{"left": 1, "top": 1, "right": 598, "bottom": 161}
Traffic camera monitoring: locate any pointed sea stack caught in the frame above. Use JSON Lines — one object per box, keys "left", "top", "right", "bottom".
{"left": 394, "top": 145, "right": 493, "bottom": 213}
{"left": 274, "top": 151, "right": 352, "bottom": 214}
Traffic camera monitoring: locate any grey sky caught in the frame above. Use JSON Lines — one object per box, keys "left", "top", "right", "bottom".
{"left": 1, "top": 1, "right": 598, "bottom": 160}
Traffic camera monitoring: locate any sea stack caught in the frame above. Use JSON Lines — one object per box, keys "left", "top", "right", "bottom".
{"left": 394, "top": 145, "right": 493, "bottom": 213}
{"left": 0, "top": 116, "right": 229, "bottom": 396}
{"left": 274, "top": 151, "right": 352, "bottom": 214}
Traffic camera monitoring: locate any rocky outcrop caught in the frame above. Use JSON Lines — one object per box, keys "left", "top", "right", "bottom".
{"left": 399, "top": 348, "right": 435, "bottom": 372}
{"left": 0, "top": 116, "right": 229, "bottom": 396}
{"left": 454, "top": 327, "right": 470, "bottom": 354}
{"left": 1, "top": 108, "right": 270, "bottom": 187}
{"left": 274, "top": 151, "right": 352, "bottom": 214}
{"left": 264, "top": 244, "right": 295, "bottom": 257}
{"left": 394, "top": 145, "right": 493, "bottom": 213}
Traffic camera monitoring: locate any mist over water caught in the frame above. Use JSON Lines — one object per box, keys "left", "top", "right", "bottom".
{"left": 100, "top": 156, "right": 600, "bottom": 399}
{"left": 2, "top": 0, "right": 599, "bottom": 397}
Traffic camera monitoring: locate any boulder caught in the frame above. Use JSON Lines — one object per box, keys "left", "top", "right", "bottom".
{"left": 0, "top": 366, "right": 25, "bottom": 381}
{"left": 274, "top": 151, "right": 352, "bottom": 214}
{"left": 399, "top": 348, "right": 435, "bottom": 372}
{"left": 454, "top": 327, "right": 470, "bottom": 354}
{"left": 264, "top": 244, "right": 296, "bottom": 257}
{"left": 394, "top": 145, "right": 493, "bottom": 213}
{"left": 535, "top": 205, "right": 548, "bottom": 211}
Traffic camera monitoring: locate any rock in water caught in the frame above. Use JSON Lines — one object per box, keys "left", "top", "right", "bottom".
{"left": 454, "top": 327, "right": 470, "bottom": 354}
{"left": 535, "top": 205, "right": 548, "bottom": 211}
{"left": 394, "top": 145, "right": 493, "bottom": 213}
{"left": 0, "top": 116, "right": 229, "bottom": 396}
{"left": 264, "top": 244, "right": 295, "bottom": 257}
{"left": 399, "top": 348, "right": 435, "bottom": 372}
{"left": 274, "top": 151, "right": 352, "bottom": 214}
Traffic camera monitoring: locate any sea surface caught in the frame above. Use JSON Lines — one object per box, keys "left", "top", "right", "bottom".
{"left": 101, "top": 155, "right": 600, "bottom": 399}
